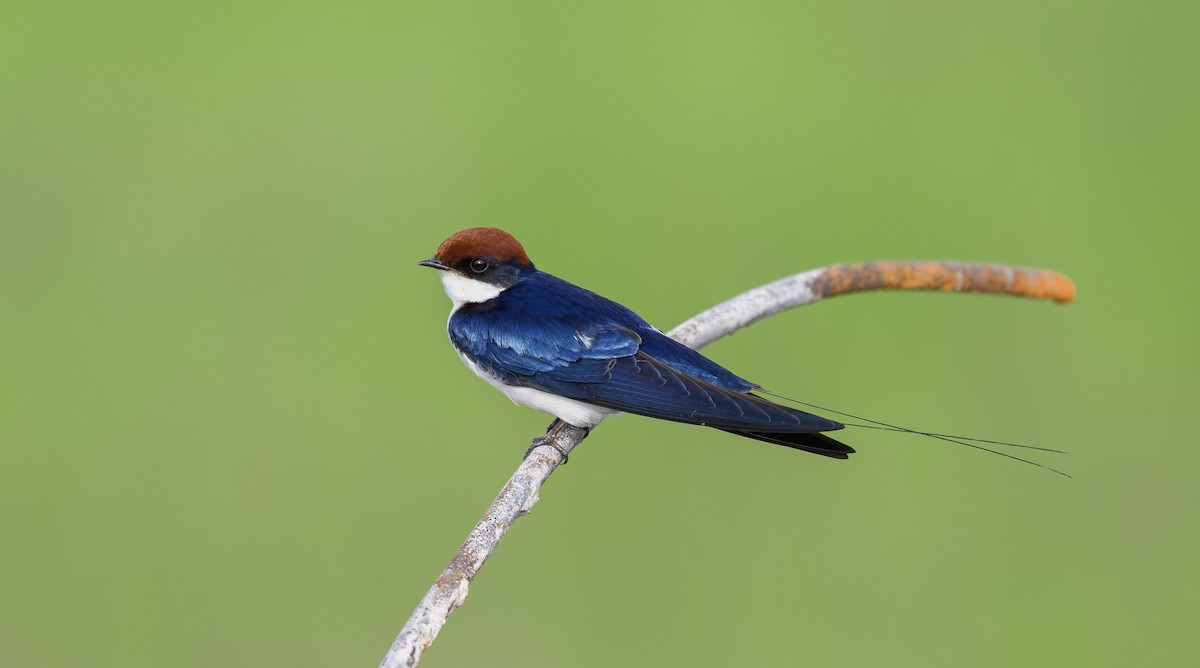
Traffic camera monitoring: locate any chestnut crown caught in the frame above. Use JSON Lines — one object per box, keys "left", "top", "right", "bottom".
{"left": 434, "top": 227, "right": 531, "bottom": 268}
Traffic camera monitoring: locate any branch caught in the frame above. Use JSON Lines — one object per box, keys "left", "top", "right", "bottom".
{"left": 379, "top": 261, "right": 1075, "bottom": 668}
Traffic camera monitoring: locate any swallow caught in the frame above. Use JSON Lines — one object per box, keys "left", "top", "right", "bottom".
{"left": 419, "top": 227, "right": 854, "bottom": 459}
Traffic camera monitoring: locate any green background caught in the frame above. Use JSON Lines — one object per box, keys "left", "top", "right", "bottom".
{"left": 3, "top": 1, "right": 1196, "bottom": 666}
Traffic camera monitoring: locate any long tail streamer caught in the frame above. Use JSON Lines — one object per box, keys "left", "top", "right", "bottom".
{"left": 757, "top": 390, "right": 1070, "bottom": 478}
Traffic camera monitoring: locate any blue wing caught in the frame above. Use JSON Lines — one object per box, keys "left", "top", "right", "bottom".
{"left": 450, "top": 272, "right": 756, "bottom": 389}
{"left": 449, "top": 271, "right": 850, "bottom": 455}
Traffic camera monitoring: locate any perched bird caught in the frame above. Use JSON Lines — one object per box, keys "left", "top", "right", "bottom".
{"left": 419, "top": 227, "right": 854, "bottom": 459}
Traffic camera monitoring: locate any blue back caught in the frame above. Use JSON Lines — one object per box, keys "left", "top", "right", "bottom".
{"left": 449, "top": 269, "right": 758, "bottom": 392}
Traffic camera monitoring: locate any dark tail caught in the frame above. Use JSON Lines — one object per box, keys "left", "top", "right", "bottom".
{"left": 718, "top": 429, "right": 855, "bottom": 459}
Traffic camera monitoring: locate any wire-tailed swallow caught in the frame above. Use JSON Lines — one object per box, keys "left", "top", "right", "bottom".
{"left": 419, "top": 227, "right": 853, "bottom": 459}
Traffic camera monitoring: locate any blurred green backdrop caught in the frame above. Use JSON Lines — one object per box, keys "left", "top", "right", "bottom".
{"left": 2, "top": 1, "right": 1196, "bottom": 666}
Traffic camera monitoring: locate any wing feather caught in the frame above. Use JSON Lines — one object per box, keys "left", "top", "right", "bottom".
{"left": 447, "top": 272, "right": 848, "bottom": 452}
{"left": 523, "top": 351, "right": 843, "bottom": 434}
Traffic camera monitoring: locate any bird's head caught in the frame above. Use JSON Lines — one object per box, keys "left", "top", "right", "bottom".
{"left": 419, "top": 227, "right": 535, "bottom": 307}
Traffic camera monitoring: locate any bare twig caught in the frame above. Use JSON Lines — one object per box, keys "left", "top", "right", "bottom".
{"left": 379, "top": 261, "right": 1075, "bottom": 668}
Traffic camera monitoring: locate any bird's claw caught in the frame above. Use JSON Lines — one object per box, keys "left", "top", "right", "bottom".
{"left": 523, "top": 420, "right": 589, "bottom": 464}
{"left": 525, "top": 436, "right": 571, "bottom": 464}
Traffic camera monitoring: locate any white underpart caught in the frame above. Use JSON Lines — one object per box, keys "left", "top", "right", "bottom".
{"left": 435, "top": 269, "right": 620, "bottom": 428}
{"left": 458, "top": 352, "right": 618, "bottom": 428}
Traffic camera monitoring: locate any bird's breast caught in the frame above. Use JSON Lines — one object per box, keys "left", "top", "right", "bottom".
{"left": 452, "top": 346, "right": 618, "bottom": 429}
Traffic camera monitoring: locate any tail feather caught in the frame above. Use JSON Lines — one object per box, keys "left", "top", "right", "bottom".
{"left": 718, "top": 429, "right": 855, "bottom": 459}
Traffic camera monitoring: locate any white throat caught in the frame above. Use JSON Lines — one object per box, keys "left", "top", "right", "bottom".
{"left": 439, "top": 271, "right": 504, "bottom": 311}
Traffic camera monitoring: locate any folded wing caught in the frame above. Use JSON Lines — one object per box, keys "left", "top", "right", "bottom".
{"left": 450, "top": 288, "right": 853, "bottom": 458}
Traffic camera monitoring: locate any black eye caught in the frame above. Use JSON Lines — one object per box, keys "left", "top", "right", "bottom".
{"left": 469, "top": 258, "right": 490, "bottom": 274}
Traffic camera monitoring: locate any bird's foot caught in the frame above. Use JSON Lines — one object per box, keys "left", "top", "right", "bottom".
{"left": 524, "top": 420, "right": 589, "bottom": 465}
{"left": 525, "top": 436, "right": 571, "bottom": 464}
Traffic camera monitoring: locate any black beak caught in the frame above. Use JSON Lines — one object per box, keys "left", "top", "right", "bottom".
{"left": 418, "top": 257, "right": 450, "bottom": 270}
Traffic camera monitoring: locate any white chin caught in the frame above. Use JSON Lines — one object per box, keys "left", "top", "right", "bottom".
{"left": 439, "top": 271, "right": 504, "bottom": 310}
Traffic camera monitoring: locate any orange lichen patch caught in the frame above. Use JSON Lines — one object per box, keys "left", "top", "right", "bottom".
{"left": 814, "top": 261, "right": 1076, "bottom": 304}
{"left": 435, "top": 227, "right": 531, "bottom": 266}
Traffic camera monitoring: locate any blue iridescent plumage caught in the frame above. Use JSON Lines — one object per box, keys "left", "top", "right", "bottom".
{"left": 448, "top": 267, "right": 852, "bottom": 457}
